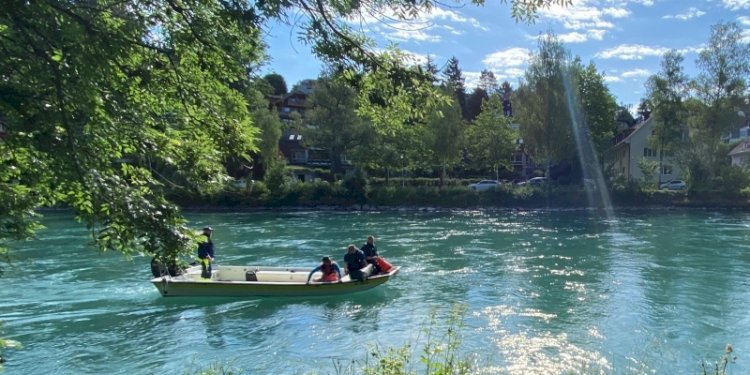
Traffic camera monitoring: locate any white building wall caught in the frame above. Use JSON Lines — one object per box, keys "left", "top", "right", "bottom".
{"left": 613, "top": 118, "right": 682, "bottom": 183}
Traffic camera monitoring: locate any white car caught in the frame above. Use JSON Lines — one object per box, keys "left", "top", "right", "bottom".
{"left": 518, "top": 177, "right": 547, "bottom": 186}
{"left": 659, "top": 179, "right": 686, "bottom": 190}
{"left": 469, "top": 180, "right": 499, "bottom": 192}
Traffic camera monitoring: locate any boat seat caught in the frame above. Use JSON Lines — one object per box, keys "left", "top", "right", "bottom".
{"left": 254, "top": 270, "right": 309, "bottom": 282}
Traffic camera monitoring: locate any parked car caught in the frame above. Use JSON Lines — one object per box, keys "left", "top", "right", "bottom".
{"left": 659, "top": 179, "right": 687, "bottom": 190}
{"left": 469, "top": 180, "right": 499, "bottom": 192}
{"left": 516, "top": 177, "right": 547, "bottom": 186}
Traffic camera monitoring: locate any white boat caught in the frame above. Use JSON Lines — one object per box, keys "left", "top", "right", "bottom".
{"left": 151, "top": 264, "right": 400, "bottom": 297}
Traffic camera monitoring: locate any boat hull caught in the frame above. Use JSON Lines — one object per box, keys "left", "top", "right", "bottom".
{"left": 151, "top": 265, "right": 399, "bottom": 297}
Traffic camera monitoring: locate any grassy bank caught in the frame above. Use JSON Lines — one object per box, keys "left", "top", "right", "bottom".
{"left": 167, "top": 179, "right": 750, "bottom": 210}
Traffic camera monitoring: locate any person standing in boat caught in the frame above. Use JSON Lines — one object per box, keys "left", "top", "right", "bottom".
{"left": 344, "top": 244, "right": 368, "bottom": 281}
{"left": 306, "top": 256, "right": 342, "bottom": 284}
{"left": 197, "top": 226, "right": 214, "bottom": 279}
{"left": 361, "top": 235, "right": 380, "bottom": 273}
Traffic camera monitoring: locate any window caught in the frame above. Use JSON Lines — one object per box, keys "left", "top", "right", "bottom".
{"left": 292, "top": 151, "right": 306, "bottom": 162}
{"left": 661, "top": 165, "right": 672, "bottom": 175}
{"left": 643, "top": 148, "right": 656, "bottom": 157}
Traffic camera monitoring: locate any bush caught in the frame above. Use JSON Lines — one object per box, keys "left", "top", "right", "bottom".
{"left": 263, "top": 162, "right": 288, "bottom": 199}
{"left": 342, "top": 169, "right": 367, "bottom": 203}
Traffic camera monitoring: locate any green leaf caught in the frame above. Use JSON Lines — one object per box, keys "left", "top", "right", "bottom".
{"left": 50, "top": 49, "right": 63, "bottom": 62}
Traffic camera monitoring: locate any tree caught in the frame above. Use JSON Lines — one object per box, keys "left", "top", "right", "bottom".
{"left": 693, "top": 21, "right": 750, "bottom": 182}
{"left": 615, "top": 104, "right": 636, "bottom": 127}
{"left": 0, "top": 0, "right": 568, "bottom": 273}
{"left": 442, "top": 56, "right": 468, "bottom": 119}
{"left": 0, "top": 1, "right": 262, "bottom": 269}
{"left": 424, "top": 56, "right": 440, "bottom": 85}
{"left": 466, "top": 95, "right": 517, "bottom": 180}
{"left": 425, "top": 93, "right": 465, "bottom": 185}
{"left": 501, "top": 81, "right": 513, "bottom": 117}
{"left": 573, "top": 60, "right": 617, "bottom": 158}
{"left": 306, "top": 76, "right": 369, "bottom": 174}
{"left": 247, "top": 88, "right": 283, "bottom": 177}
{"left": 465, "top": 88, "right": 488, "bottom": 121}
{"left": 515, "top": 33, "right": 573, "bottom": 177}
{"left": 478, "top": 70, "right": 499, "bottom": 93}
{"left": 638, "top": 158, "right": 659, "bottom": 188}
{"left": 263, "top": 73, "right": 288, "bottom": 96}
{"left": 637, "top": 99, "right": 653, "bottom": 121}
{"left": 646, "top": 49, "right": 688, "bottom": 187}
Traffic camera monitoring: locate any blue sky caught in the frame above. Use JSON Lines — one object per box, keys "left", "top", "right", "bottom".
{"left": 261, "top": 0, "right": 750, "bottom": 108}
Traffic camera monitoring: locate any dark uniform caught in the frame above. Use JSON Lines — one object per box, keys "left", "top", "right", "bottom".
{"left": 344, "top": 248, "right": 367, "bottom": 281}
{"left": 361, "top": 242, "right": 380, "bottom": 272}
{"left": 197, "top": 228, "right": 214, "bottom": 279}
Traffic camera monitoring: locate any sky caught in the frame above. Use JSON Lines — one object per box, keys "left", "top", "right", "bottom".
{"left": 260, "top": 0, "right": 750, "bottom": 109}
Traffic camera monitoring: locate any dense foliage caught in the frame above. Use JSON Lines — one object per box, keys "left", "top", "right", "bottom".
{"left": 1, "top": 1, "right": 263, "bottom": 268}
{"left": 0, "top": 0, "right": 569, "bottom": 271}
{"left": 644, "top": 21, "right": 750, "bottom": 190}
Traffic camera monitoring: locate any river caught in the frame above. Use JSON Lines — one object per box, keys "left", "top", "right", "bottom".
{"left": 1, "top": 210, "right": 749, "bottom": 374}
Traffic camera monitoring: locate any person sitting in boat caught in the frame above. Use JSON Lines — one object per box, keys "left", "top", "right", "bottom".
{"left": 361, "top": 235, "right": 380, "bottom": 273}
{"left": 306, "top": 256, "right": 342, "bottom": 284}
{"left": 196, "top": 226, "right": 214, "bottom": 279}
{"left": 344, "top": 244, "right": 368, "bottom": 281}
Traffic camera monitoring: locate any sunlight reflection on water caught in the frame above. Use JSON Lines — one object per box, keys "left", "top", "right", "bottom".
{"left": 2, "top": 210, "right": 750, "bottom": 374}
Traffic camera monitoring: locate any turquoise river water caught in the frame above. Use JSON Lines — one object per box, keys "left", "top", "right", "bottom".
{"left": 2, "top": 210, "right": 750, "bottom": 374}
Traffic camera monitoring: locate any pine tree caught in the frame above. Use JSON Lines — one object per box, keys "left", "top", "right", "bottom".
{"left": 478, "top": 70, "right": 499, "bottom": 93}
{"left": 442, "top": 56, "right": 468, "bottom": 119}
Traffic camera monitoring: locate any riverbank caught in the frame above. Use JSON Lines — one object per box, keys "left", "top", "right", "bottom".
{"left": 167, "top": 182, "right": 750, "bottom": 212}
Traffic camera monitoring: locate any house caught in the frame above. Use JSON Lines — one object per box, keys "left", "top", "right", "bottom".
{"left": 271, "top": 80, "right": 354, "bottom": 178}
{"left": 270, "top": 80, "right": 314, "bottom": 128}
{"left": 510, "top": 140, "right": 534, "bottom": 179}
{"left": 729, "top": 138, "right": 750, "bottom": 167}
{"left": 724, "top": 126, "right": 750, "bottom": 143}
{"left": 610, "top": 117, "right": 683, "bottom": 183}
{"left": 278, "top": 131, "right": 330, "bottom": 167}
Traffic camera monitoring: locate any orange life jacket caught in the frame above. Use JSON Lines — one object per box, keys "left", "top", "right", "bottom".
{"left": 321, "top": 262, "right": 336, "bottom": 275}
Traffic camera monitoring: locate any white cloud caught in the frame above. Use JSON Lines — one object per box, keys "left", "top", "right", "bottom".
{"left": 499, "top": 68, "right": 525, "bottom": 81}
{"left": 604, "top": 75, "right": 622, "bottom": 83}
{"left": 348, "top": 6, "right": 484, "bottom": 43}
{"left": 478, "top": 48, "right": 531, "bottom": 86}
{"left": 738, "top": 16, "right": 750, "bottom": 42}
{"left": 442, "top": 25, "right": 463, "bottom": 36}
{"left": 558, "top": 32, "right": 589, "bottom": 43}
{"left": 603, "top": 7, "right": 631, "bottom": 18}
{"left": 351, "top": 7, "right": 484, "bottom": 29}
{"left": 538, "top": 2, "right": 627, "bottom": 31}
{"left": 596, "top": 43, "right": 703, "bottom": 60}
{"left": 622, "top": 68, "right": 651, "bottom": 78}
{"left": 464, "top": 71, "right": 481, "bottom": 89}
{"left": 662, "top": 7, "right": 706, "bottom": 20}
{"left": 482, "top": 48, "right": 531, "bottom": 70}
{"left": 534, "top": 1, "right": 631, "bottom": 42}
{"left": 386, "top": 26, "right": 441, "bottom": 43}
{"left": 557, "top": 29, "right": 607, "bottom": 43}
{"left": 723, "top": 0, "right": 750, "bottom": 10}
{"left": 595, "top": 44, "right": 670, "bottom": 60}
{"left": 588, "top": 29, "right": 607, "bottom": 40}
{"left": 618, "top": 0, "right": 654, "bottom": 6}
{"left": 426, "top": 7, "right": 487, "bottom": 31}
{"left": 603, "top": 68, "right": 650, "bottom": 83}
